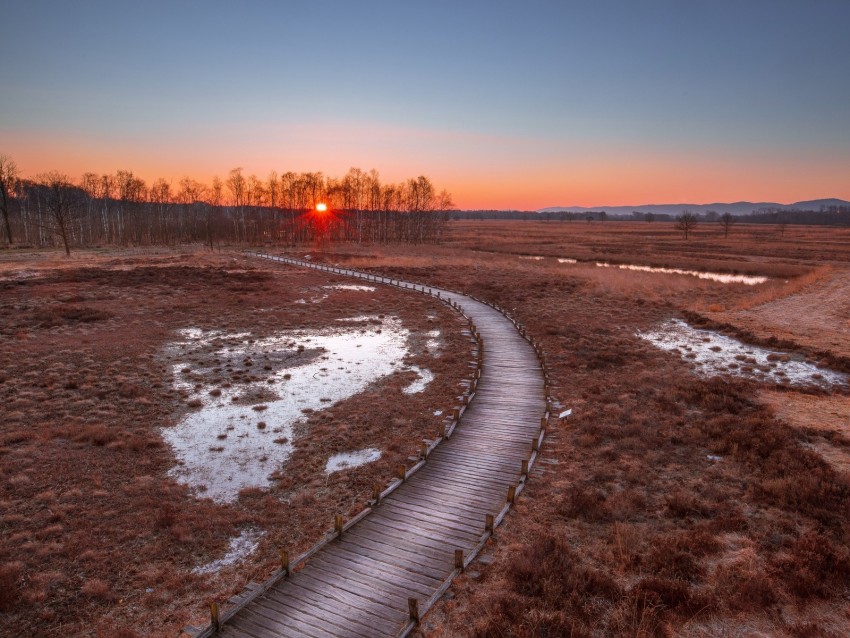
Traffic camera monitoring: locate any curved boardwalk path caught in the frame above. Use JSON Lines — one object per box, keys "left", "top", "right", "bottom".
{"left": 207, "top": 254, "right": 546, "bottom": 638}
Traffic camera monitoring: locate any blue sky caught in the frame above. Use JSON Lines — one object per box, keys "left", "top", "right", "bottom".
{"left": 2, "top": 0, "right": 849, "bottom": 208}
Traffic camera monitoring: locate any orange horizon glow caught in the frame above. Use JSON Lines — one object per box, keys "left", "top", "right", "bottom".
{"left": 2, "top": 130, "right": 849, "bottom": 211}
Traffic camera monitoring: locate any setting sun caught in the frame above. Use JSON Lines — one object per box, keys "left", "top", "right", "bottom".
{"left": 315, "top": 202, "right": 328, "bottom": 212}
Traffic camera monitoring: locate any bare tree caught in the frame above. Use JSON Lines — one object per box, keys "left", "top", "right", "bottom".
{"left": 37, "top": 172, "right": 84, "bottom": 256}
{"left": 719, "top": 212, "right": 736, "bottom": 238}
{"left": 0, "top": 155, "right": 19, "bottom": 244}
{"left": 675, "top": 211, "right": 698, "bottom": 240}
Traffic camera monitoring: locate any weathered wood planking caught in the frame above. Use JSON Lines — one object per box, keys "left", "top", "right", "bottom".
{"left": 202, "top": 254, "right": 546, "bottom": 638}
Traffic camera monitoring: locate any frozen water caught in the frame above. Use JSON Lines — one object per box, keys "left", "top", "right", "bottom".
{"left": 639, "top": 319, "right": 848, "bottom": 389}
{"left": 162, "top": 316, "right": 411, "bottom": 502}
{"left": 425, "top": 329, "right": 441, "bottom": 354}
{"left": 324, "top": 448, "right": 382, "bottom": 474}
{"left": 519, "top": 255, "right": 545, "bottom": 260}
{"left": 192, "top": 529, "right": 264, "bottom": 575}
{"left": 557, "top": 258, "right": 577, "bottom": 264}
{"left": 323, "top": 284, "right": 376, "bottom": 292}
{"left": 596, "top": 262, "right": 767, "bottom": 285}
{"left": 403, "top": 366, "right": 434, "bottom": 394}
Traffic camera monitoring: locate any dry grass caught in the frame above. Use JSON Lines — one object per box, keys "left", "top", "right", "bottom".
{"left": 0, "top": 248, "right": 472, "bottom": 637}
{"left": 301, "top": 222, "right": 850, "bottom": 637}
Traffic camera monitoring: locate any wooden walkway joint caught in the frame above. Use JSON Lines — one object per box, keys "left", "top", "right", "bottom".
{"left": 187, "top": 253, "right": 551, "bottom": 638}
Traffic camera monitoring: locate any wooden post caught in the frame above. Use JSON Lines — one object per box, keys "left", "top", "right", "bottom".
{"left": 452, "top": 407, "right": 460, "bottom": 420}
{"left": 439, "top": 423, "right": 446, "bottom": 438}
{"left": 334, "top": 514, "right": 343, "bottom": 535}
{"left": 408, "top": 597, "right": 420, "bottom": 622}
{"left": 420, "top": 441, "right": 428, "bottom": 459}
{"left": 279, "top": 549, "right": 290, "bottom": 575}
{"left": 454, "top": 549, "right": 464, "bottom": 571}
{"left": 507, "top": 485, "right": 516, "bottom": 503}
{"left": 397, "top": 464, "right": 406, "bottom": 480}
{"left": 372, "top": 482, "right": 382, "bottom": 504}
{"left": 521, "top": 459, "right": 529, "bottom": 476}
{"left": 485, "top": 514, "right": 494, "bottom": 533}
{"left": 532, "top": 437, "right": 539, "bottom": 453}
{"left": 462, "top": 393, "right": 468, "bottom": 405}
{"left": 210, "top": 601, "right": 220, "bottom": 631}
{"left": 541, "top": 416, "right": 547, "bottom": 430}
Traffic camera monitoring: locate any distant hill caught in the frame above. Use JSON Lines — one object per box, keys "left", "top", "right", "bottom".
{"left": 537, "top": 198, "right": 850, "bottom": 216}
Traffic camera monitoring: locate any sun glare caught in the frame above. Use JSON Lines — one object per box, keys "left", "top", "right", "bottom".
{"left": 315, "top": 202, "right": 328, "bottom": 212}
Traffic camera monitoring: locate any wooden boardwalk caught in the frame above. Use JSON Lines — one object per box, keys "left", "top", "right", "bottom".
{"left": 201, "top": 254, "right": 547, "bottom": 638}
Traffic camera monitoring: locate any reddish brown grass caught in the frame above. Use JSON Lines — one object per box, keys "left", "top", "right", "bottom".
{"left": 0, "top": 248, "right": 472, "bottom": 637}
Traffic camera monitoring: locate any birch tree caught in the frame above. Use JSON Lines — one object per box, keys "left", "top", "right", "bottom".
{"left": 0, "top": 155, "right": 19, "bottom": 245}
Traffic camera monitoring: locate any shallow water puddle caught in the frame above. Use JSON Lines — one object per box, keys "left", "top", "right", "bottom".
{"left": 324, "top": 448, "right": 382, "bottom": 474}
{"left": 323, "top": 284, "right": 376, "bottom": 292}
{"left": 639, "top": 319, "right": 848, "bottom": 389}
{"left": 192, "top": 529, "right": 265, "bottom": 575}
{"left": 403, "top": 366, "right": 434, "bottom": 394}
{"left": 425, "top": 329, "right": 441, "bottom": 355}
{"left": 162, "top": 316, "right": 412, "bottom": 502}
{"left": 596, "top": 262, "right": 767, "bottom": 285}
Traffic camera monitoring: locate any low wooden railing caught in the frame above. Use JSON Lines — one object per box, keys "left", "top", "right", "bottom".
{"left": 187, "top": 253, "right": 486, "bottom": 637}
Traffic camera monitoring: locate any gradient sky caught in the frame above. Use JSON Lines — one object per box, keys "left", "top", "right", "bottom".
{"left": 2, "top": 0, "right": 849, "bottom": 209}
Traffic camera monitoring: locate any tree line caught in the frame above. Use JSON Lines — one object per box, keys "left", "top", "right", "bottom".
{"left": 0, "top": 156, "right": 454, "bottom": 253}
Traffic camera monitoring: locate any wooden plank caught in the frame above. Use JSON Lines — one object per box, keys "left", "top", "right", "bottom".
{"left": 326, "top": 539, "right": 442, "bottom": 581}
{"left": 260, "top": 588, "right": 396, "bottom": 637}
{"left": 356, "top": 509, "right": 474, "bottom": 543}
{"left": 210, "top": 254, "right": 546, "bottom": 638}
{"left": 308, "top": 553, "right": 435, "bottom": 600}
{"left": 379, "top": 501, "right": 487, "bottom": 539}
{"left": 338, "top": 534, "right": 452, "bottom": 577}
{"left": 279, "top": 570, "right": 402, "bottom": 624}
{"left": 252, "top": 597, "right": 354, "bottom": 638}
{"left": 240, "top": 603, "right": 334, "bottom": 638}
{"left": 353, "top": 517, "right": 470, "bottom": 556}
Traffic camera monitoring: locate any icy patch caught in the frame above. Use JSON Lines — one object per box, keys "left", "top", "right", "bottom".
{"left": 434, "top": 410, "right": 443, "bottom": 416}
{"left": 324, "top": 448, "right": 382, "bottom": 474}
{"left": 596, "top": 263, "right": 767, "bottom": 285}
{"left": 558, "top": 258, "right": 577, "bottom": 264}
{"left": 403, "top": 366, "right": 434, "bottom": 394}
{"left": 162, "top": 317, "right": 410, "bottom": 503}
{"left": 520, "top": 255, "right": 545, "bottom": 261}
{"left": 192, "top": 529, "right": 265, "bottom": 575}
{"left": 425, "top": 329, "right": 442, "bottom": 354}
{"left": 324, "top": 284, "right": 375, "bottom": 292}
{"left": 639, "top": 319, "right": 848, "bottom": 389}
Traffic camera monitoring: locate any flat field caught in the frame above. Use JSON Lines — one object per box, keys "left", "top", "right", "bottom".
{"left": 0, "top": 249, "right": 472, "bottom": 636}
{"left": 321, "top": 221, "right": 850, "bottom": 637}
{"left": 2, "top": 219, "right": 849, "bottom": 637}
